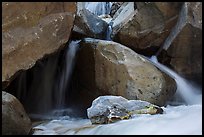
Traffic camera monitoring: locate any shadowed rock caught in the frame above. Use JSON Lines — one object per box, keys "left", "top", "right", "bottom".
{"left": 2, "top": 91, "right": 32, "bottom": 135}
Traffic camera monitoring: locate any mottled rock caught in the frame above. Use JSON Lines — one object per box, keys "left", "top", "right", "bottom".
{"left": 76, "top": 38, "right": 176, "bottom": 106}
{"left": 73, "top": 9, "right": 108, "bottom": 39}
{"left": 2, "top": 91, "right": 32, "bottom": 135}
{"left": 2, "top": 2, "right": 76, "bottom": 88}
{"left": 87, "top": 96, "right": 163, "bottom": 124}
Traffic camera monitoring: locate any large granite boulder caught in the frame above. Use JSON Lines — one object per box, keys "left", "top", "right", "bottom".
{"left": 2, "top": 91, "right": 32, "bottom": 135}
{"left": 157, "top": 2, "right": 202, "bottom": 85}
{"left": 75, "top": 38, "right": 176, "bottom": 106}
{"left": 87, "top": 95, "right": 163, "bottom": 124}
{"left": 2, "top": 2, "right": 76, "bottom": 88}
{"left": 111, "top": 2, "right": 183, "bottom": 56}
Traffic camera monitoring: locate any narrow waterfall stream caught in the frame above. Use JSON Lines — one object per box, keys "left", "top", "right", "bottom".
{"left": 32, "top": 2, "right": 202, "bottom": 135}
{"left": 53, "top": 41, "right": 80, "bottom": 116}
{"left": 48, "top": 40, "right": 80, "bottom": 118}
{"left": 5, "top": 40, "right": 81, "bottom": 120}
{"left": 150, "top": 56, "right": 202, "bottom": 105}
{"left": 106, "top": 21, "right": 113, "bottom": 41}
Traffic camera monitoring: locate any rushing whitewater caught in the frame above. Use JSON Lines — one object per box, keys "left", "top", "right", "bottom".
{"left": 33, "top": 104, "right": 202, "bottom": 135}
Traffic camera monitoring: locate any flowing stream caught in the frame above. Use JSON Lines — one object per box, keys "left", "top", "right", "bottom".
{"left": 33, "top": 55, "right": 202, "bottom": 135}
{"left": 33, "top": 104, "right": 202, "bottom": 135}
{"left": 149, "top": 56, "right": 202, "bottom": 105}
{"left": 33, "top": 2, "right": 202, "bottom": 135}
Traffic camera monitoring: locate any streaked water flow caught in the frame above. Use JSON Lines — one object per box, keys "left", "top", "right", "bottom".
{"left": 150, "top": 56, "right": 202, "bottom": 105}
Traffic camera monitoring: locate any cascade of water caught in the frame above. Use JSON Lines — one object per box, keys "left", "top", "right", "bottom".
{"left": 85, "top": 2, "right": 112, "bottom": 16}
{"left": 17, "top": 40, "right": 80, "bottom": 120}
{"left": 149, "top": 56, "right": 202, "bottom": 105}
{"left": 53, "top": 40, "right": 80, "bottom": 116}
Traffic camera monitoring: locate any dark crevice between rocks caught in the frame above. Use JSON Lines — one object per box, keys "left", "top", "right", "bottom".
{"left": 133, "top": 46, "right": 160, "bottom": 57}
{"left": 3, "top": 41, "right": 90, "bottom": 122}
{"left": 157, "top": 50, "right": 172, "bottom": 68}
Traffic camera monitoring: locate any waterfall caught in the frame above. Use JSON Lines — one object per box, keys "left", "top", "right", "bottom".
{"left": 52, "top": 40, "right": 80, "bottom": 117}
{"left": 149, "top": 56, "right": 202, "bottom": 105}
{"left": 56, "top": 41, "right": 80, "bottom": 109}
{"left": 10, "top": 40, "right": 81, "bottom": 120}
{"left": 85, "top": 2, "right": 112, "bottom": 16}
{"left": 31, "top": 2, "right": 201, "bottom": 135}
{"left": 33, "top": 41, "right": 202, "bottom": 134}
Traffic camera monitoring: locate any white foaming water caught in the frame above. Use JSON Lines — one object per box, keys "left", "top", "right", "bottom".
{"left": 149, "top": 56, "right": 202, "bottom": 105}
{"left": 33, "top": 104, "right": 202, "bottom": 135}
{"left": 85, "top": 2, "right": 112, "bottom": 16}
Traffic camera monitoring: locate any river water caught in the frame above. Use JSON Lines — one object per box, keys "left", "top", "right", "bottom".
{"left": 33, "top": 104, "right": 202, "bottom": 135}
{"left": 33, "top": 55, "right": 202, "bottom": 135}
